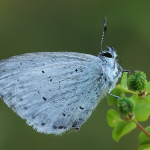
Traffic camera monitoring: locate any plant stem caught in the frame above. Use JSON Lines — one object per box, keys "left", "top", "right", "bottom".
{"left": 135, "top": 121, "right": 150, "bottom": 137}
{"left": 116, "top": 85, "right": 138, "bottom": 95}
{"left": 124, "top": 89, "right": 138, "bottom": 95}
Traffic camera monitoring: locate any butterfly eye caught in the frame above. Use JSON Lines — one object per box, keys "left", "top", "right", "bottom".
{"left": 101, "top": 52, "right": 112, "bottom": 58}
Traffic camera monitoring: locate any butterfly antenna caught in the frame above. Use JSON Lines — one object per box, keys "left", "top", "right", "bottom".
{"left": 100, "top": 17, "right": 107, "bottom": 53}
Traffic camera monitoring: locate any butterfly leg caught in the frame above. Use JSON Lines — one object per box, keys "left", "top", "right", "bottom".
{"left": 108, "top": 85, "right": 121, "bottom": 99}
{"left": 117, "top": 62, "right": 137, "bottom": 73}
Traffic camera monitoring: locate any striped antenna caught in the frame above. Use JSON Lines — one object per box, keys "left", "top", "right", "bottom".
{"left": 101, "top": 17, "right": 107, "bottom": 53}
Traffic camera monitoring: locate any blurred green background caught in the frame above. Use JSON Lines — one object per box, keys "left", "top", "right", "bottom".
{"left": 0, "top": 0, "right": 150, "bottom": 150}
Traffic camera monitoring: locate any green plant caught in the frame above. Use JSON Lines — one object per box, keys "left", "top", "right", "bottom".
{"left": 107, "top": 71, "right": 150, "bottom": 150}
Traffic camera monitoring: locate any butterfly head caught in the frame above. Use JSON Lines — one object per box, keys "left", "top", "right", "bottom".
{"left": 99, "top": 46, "right": 117, "bottom": 59}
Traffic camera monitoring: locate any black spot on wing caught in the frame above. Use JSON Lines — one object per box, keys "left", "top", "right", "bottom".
{"left": 43, "top": 97, "right": 47, "bottom": 101}
{"left": 53, "top": 125, "right": 57, "bottom": 129}
{"left": 19, "top": 98, "right": 23, "bottom": 101}
{"left": 52, "top": 125, "right": 66, "bottom": 129}
{"left": 72, "top": 121, "right": 78, "bottom": 128}
{"left": 10, "top": 104, "right": 15, "bottom": 108}
{"left": 0, "top": 93, "right": 4, "bottom": 99}
{"left": 32, "top": 115, "right": 36, "bottom": 119}
{"left": 97, "top": 77, "right": 102, "bottom": 81}
{"left": 79, "top": 118, "right": 84, "bottom": 122}
{"left": 41, "top": 123, "right": 45, "bottom": 126}
{"left": 58, "top": 126, "right": 66, "bottom": 129}
{"left": 79, "top": 106, "right": 84, "bottom": 110}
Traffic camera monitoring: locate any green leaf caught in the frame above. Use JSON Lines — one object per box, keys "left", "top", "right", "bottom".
{"left": 134, "top": 103, "right": 150, "bottom": 121}
{"left": 107, "top": 109, "right": 122, "bottom": 127}
{"left": 146, "top": 82, "right": 150, "bottom": 94}
{"left": 131, "top": 94, "right": 150, "bottom": 105}
{"left": 139, "top": 126, "right": 150, "bottom": 145}
{"left": 107, "top": 88, "right": 123, "bottom": 106}
{"left": 138, "top": 144, "right": 150, "bottom": 150}
{"left": 131, "top": 81, "right": 150, "bottom": 104}
{"left": 112, "top": 121, "right": 137, "bottom": 142}
{"left": 121, "top": 72, "right": 128, "bottom": 90}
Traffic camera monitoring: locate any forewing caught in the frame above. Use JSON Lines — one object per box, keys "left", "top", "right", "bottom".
{"left": 0, "top": 52, "right": 109, "bottom": 135}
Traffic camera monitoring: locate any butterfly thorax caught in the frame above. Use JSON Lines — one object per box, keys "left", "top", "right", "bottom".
{"left": 99, "top": 46, "right": 122, "bottom": 89}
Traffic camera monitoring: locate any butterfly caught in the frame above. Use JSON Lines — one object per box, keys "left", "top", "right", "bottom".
{"left": 0, "top": 18, "right": 124, "bottom": 135}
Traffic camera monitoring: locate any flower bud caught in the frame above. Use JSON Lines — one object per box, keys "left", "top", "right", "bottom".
{"left": 117, "top": 97, "right": 135, "bottom": 115}
{"left": 128, "top": 71, "right": 147, "bottom": 92}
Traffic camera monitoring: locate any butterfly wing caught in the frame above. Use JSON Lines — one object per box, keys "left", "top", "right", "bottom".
{"left": 0, "top": 52, "right": 110, "bottom": 135}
